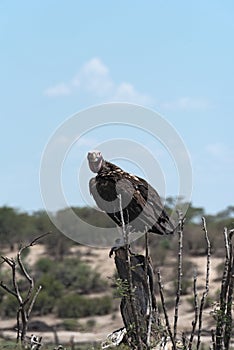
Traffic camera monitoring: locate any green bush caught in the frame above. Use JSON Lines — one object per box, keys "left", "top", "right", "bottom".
{"left": 34, "top": 257, "right": 107, "bottom": 295}
{"left": 86, "top": 318, "right": 96, "bottom": 330}
{"left": 62, "top": 318, "right": 78, "bottom": 331}
{"left": 35, "top": 257, "right": 54, "bottom": 273}
{"left": 57, "top": 294, "right": 112, "bottom": 318}
{"left": 33, "top": 290, "right": 55, "bottom": 315}
{"left": 1, "top": 295, "right": 18, "bottom": 317}
{"left": 54, "top": 258, "right": 107, "bottom": 294}
{"left": 37, "top": 274, "right": 63, "bottom": 298}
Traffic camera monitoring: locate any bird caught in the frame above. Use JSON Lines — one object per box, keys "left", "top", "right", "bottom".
{"left": 87, "top": 150, "right": 176, "bottom": 236}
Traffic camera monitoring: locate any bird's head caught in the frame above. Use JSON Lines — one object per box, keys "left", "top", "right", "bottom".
{"left": 87, "top": 150, "right": 104, "bottom": 173}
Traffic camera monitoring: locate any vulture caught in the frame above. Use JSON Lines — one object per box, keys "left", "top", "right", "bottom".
{"left": 87, "top": 150, "right": 175, "bottom": 236}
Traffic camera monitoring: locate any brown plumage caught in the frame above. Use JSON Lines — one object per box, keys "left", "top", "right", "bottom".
{"left": 87, "top": 151, "right": 175, "bottom": 235}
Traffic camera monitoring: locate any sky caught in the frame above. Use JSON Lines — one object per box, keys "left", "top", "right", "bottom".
{"left": 1, "top": 1, "right": 234, "bottom": 215}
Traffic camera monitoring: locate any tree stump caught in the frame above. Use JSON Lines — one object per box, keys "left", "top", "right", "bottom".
{"left": 113, "top": 246, "right": 156, "bottom": 348}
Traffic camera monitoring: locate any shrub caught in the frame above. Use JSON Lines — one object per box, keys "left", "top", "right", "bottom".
{"left": 37, "top": 274, "right": 63, "bottom": 298}
{"left": 33, "top": 290, "right": 55, "bottom": 315}
{"left": 35, "top": 256, "right": 107, "bottom": 294}
{"left": 35, "top": 258, "right": 54, "bottom": 274}
{"left": 62, "top": 318, "right": 78, "bottom": 331}
{"left": 1, "top": 295, "right": 18, "bottom": 317}
{"left": 57, "top": 294, "right": 112, "bottom": 318}
{"left": 86, "top": 318, "right": 96, "bottom": 330}
{"left": 54, "top": 258, "right": 107, "bottom": 294}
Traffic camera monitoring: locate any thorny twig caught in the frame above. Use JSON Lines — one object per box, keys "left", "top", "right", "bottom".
{"left": 173, "top": 213, "right": 184, "bottom": 339}
{"left": 217, "top": 227, "right": 229, "bottom": 348}
{"left": 157, "top": 270, "right": 177, "bottom": 350}
{"left": 188, "top": 269, "right": 199, "bottom": 350}
{"left": 145, "top": 232, "right": 153, "bottom": 349}
{"left": 211, "top": 329, "right": 216, "bottom": 350}
{"left": 196, "top": 217, "right": 211, "bottom": 350}
{"left": 215, "top": 228, "right": 234, "bottom": 349}
{"left": 224, "top": 230, "right": 234, "bottom": 349}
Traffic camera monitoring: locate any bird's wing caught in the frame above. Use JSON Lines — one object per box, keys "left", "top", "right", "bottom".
{"left": 89, "top": 173, "right": 175, "bottom": 234}
{"left": 89, "top": 176, "right": 119, "bottom": 213}
{"left": 119, "top": 174, "right": 175, "bottom": 234}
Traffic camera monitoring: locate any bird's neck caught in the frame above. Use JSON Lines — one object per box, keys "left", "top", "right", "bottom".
{"left": 97, "top": 161, "right": 122, "bottom": 175}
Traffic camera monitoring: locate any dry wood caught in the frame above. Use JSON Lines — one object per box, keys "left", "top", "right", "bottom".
{"left": 0, "top": 232, "right": 51, "bottom": 343}
{"left": 197, "top": 217, "right": 211, "bottom": 350}
{"left": 173, "top": 214, "right": 184, "bottom": 339}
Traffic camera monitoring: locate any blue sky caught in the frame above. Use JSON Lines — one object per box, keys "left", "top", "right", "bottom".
{"left": 1, "top": 1, "right": 234, "bottom": 214}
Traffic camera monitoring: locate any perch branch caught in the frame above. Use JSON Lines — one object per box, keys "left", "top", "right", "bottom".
{"left": 118, "top": 194, "right": 142, "bottom": 349}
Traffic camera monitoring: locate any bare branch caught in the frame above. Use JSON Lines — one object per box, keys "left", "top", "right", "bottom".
{"left": 157, "top": 269, "right": 177, "bottom": 350}
{"left": 197, "top": 217, "right": 211, "bottom": 350}
{"left": 216, "top": 227, "right": 231, "bottom": 348}
{"left": 25, "top": 231, "right": 52, "bottom": 249}
{"left": 173, "top": 213, "right": 184, "bottom": 339}
{"left": 188, "top": 269, "right": 198, "bottom": 350}
{"left": 211, "top": 329, "right": 216, "bottom": 350}
{"left": 27, "top": 285, "right": 42, "bottom": 318}
{"left": 16, "top": 309, "right": 21, "bottom": 342}
{"left": 1, "top": 255, "right": 15, "bottom": 267}
{"left": 0, "top": 281, "right": 17, "bottom": 297}
{"left": 17, "top": 232, "right": 52, "bottom": 307}
{"left": 145, "top": 232, "right": 153, "bottom": 348}
{"left": 1, "top": 255, "right": 22, "bottom": 304}
{"left": 0, "top": 233, "right": 51, "bottom": 344}
{"left": 17, "top": 232, "right": 52, "bottom": 283}
{"left": 12, "top": 258, "right": 23, "bottom": 305}
{"left": 223, "top": 230, "right": 234, "bottom": 349}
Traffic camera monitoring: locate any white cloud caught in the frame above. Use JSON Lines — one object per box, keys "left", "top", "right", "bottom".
{"left": 44, "top": 57, "right": 151, "bottom": 104}
{"left": 44, "top": 82, "right": 71, "bottom": 97}
{"left": 73, "top": 58, "right": 114, "bottom": 97}
{"left": 113, "top": 82, "right": 153, "bottom": 105}
{"left": 206, "top": 143, "right": 234, "bottom": 164}
{"left": 44, "top": 58, "right": 210, "bottom": 110}
{"left": 161, "top": 97, "right": 211, "bottom": 111}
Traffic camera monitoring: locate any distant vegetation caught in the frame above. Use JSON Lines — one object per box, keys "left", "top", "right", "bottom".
{"left": 0, "top": 202, "right": 233, "bottom": 317}
{"left": 0, "top": 202, "right": 233, "bottom": 348}
{"left": 0, "top": 202, "right": 234, "bottom": 255}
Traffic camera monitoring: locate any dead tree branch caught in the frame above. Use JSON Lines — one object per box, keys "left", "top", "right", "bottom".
{"left": 197, "top": 217, "right": 211, "bottom": 350}
{"left": 145, "top": 232, "right": 153, "bottom": 349}
{"left": 117, "top": 194, "right": 143, "bottom": 349}
{"left": 188, "top": 269, "right": 198, "bottom": 350}
{"left": 157, "top": 269, "right": 177, "bottom": 350}
{"left": 0, "top": 232, "right": 51, "bottom": 344}
{"left": 215, "top": 228, "right": 234, "bottom": 349}
{"left": 173, "top": 213, "right": 184, "bottom": 340}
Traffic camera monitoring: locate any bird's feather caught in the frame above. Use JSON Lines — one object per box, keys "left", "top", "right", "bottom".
{"left": 89, "top": 161, "right": 175, "bottom": 235}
